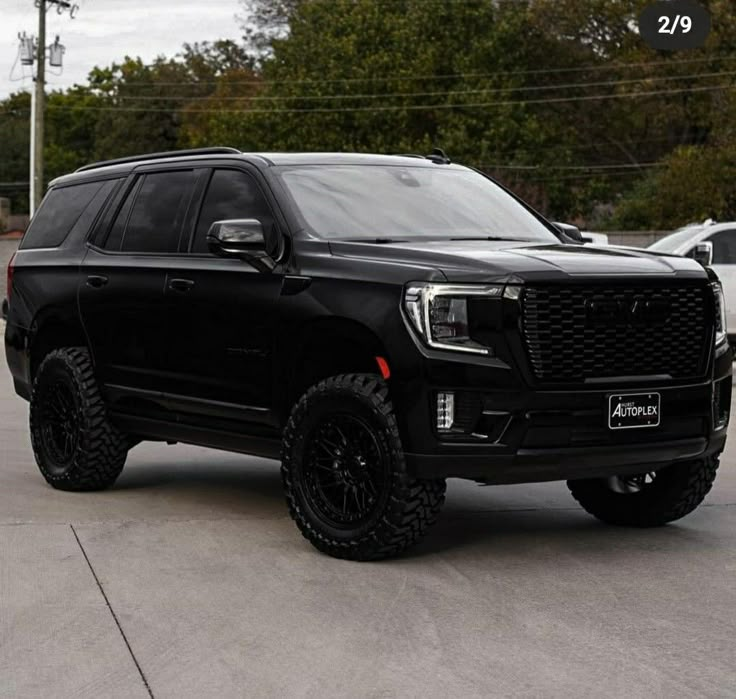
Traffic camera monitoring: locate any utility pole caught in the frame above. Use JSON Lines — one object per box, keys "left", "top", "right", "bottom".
{"left": 32, "top": 1, "right": 46, "bottom": 215}
{"left": 26, "top": 0, "right": 78, "bottom": 215}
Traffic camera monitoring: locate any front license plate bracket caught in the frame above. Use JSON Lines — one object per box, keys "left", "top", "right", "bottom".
{"left": 608, "top": 392, "right": 661, "bottom": 430}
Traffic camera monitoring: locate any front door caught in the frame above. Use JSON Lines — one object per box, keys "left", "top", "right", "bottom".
{"left": 162, "top": 166, "right": 284, "bottom": 424}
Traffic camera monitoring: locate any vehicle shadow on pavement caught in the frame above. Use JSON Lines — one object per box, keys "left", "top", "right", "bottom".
{"left": 107, "top": 452, "right": 715, "bottom": 561}
{"left": 109, "top": 452, "right": 287, "bottom": 518}
{"left": 412, "top": 503, "right": 720, "bottom": 560}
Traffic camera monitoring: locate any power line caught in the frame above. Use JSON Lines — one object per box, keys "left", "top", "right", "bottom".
{"left": 524, "top": 171, "right": 652, "bottom": 183}
{"left": 101, "top": 54, "right": 736, "bottom": 88}
{"left": 44, "top": 82, "right": 734, "bottom": 114}
{"left": 107, "top": 69, "right": 736, "bottom": 102}
{"left": 482, "top": 162, "right": 664, "bottom": 171}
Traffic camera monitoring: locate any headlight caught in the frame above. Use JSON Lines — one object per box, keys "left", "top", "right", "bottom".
{"left": 403, "top": 283, "right": 502, "bottom": 355}
{"left": 713, "top": 281, "right": 728, "bottom": 345}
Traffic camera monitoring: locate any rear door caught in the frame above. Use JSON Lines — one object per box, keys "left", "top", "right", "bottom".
{"left": 161, "top": 165, "right": 284, "bottom": 424}
{"left": 79, "top": 168, "right": 199, "bottom": 401}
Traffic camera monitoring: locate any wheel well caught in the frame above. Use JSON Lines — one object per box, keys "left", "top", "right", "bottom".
{"left": 30, "top": 319, "right": 89, "bottom": 380}
{"left": 285, "top": 320, "right": 388, "bottom": 415}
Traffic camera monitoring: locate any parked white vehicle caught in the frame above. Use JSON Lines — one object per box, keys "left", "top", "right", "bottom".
{"left": 649, "top": 220, "right": 736, "bottom": 334}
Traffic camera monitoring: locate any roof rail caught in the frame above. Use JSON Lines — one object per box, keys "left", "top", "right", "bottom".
{"left": 75, "top": 147, "right": 241, "bottom": 173}
{"left": 426, "top": 148, "right": 451, "bottom": 164}
{"left": 393, "top": 150, "right": 452, "bottom": 164}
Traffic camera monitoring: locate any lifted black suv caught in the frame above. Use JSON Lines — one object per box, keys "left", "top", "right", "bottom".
{"left": 4, "top": 148, "right": 732, "bottom": 560}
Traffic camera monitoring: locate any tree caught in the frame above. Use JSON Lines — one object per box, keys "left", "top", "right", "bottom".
{"left": 84, "top": 40, "right": 255, "bottom": 160}
{"left": 0, "top": 92, "right": 31, "bottom": 215}
{"left": 239, "top": 0, "right": 299, "bottom": 60}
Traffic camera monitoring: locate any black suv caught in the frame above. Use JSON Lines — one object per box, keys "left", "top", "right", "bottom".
{"left": 4, "top": 148, "right": 732, "bottom": 560}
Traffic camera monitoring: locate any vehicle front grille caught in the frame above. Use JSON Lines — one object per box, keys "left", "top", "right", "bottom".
{"left": 521, "top": 283, "right": 712, "bottom": 383}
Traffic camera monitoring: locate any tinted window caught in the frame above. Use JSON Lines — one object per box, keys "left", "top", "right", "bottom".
{"left": 120, "top": 171, "right": 196, "bottom": 253}
{"left": 21, "top": 181, "right": 104, "bottom": 249}
{"left": 65, "top": 179, "right": 119, "bottom": 246}
{"left": 277, "top": 165, "right": 558, "bottom": 242}
{"left": 708, "top": 230, "right": 736, "bottom": 264}
{"left": 192, "top": 169, "right": 274, "bottom": 253}
{"left": 104, "top": 179, "right": 140, "bottom": 251}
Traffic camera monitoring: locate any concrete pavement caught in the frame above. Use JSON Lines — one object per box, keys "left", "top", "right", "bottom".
{"left": 1, "top": 348, "right": 736, "bottom": 698}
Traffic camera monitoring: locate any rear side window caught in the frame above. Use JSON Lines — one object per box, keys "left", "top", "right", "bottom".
{"left": 103, "top": 178, "right": 141, "bottom": 251}
{"left": 21, "top": 181, "right": 104, "bottom": 249}
{"left": 191, "top": 169, "right": 274, "bottom": 253}
{"left": 121, "top": 171, "right": 196, "bottom": 253}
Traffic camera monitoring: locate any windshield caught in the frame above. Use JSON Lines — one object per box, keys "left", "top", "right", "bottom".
{"left": 277, "top": 165, "right": 558, "bottom": 242}
{"left": 648, "top": 225, "right": 704, "bottom": 252}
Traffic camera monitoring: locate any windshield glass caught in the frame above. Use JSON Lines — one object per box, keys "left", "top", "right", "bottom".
{"left": 649, "top": 225, "right": 704, "bottom": 252}
{"left": 277, "top": 165, "right": 558, "bottom": 242}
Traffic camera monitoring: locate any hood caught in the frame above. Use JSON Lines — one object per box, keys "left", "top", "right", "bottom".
{"left": 328, "top": 239, "right": 708, "bottom": 283}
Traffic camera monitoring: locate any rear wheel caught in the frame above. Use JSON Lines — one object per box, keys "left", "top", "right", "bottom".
{"left": 281, "top": 374, "right": 446, "bottom": 560}
{"left": 567, "top": 456, "right": 720, "bottom": 527}
{"left": 30, "top": 347, "right": 128, "bottom": 491}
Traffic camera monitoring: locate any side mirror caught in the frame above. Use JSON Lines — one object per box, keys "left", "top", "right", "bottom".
{"left": 552, "top": 222, "right": 584, "bottom": 244}
{"left": 691, "top": 241, "right": 713, "bottom": 267}
{"left": 206, "top": 219, "right": 275, "bottom": 272}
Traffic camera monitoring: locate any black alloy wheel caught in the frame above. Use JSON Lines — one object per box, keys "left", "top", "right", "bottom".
{"left": 303, "top": 413, "right": 391, "bottom": 529}
{"left": 281, "top": 373, "right": 446, "bottom": 560}
{"left": 37, "top": 377, "right": 81, "bottom": 471}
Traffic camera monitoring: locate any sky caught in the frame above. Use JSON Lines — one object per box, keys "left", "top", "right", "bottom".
{"left": 2, "top": 0, "right": 244, "bottom": 99}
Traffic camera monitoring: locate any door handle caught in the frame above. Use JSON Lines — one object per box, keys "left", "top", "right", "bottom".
{"left": 86, "top": 275, "right": 108, "bottom": 288}
{"left": 168, "top": 278, "right": 195, "bottom": 293}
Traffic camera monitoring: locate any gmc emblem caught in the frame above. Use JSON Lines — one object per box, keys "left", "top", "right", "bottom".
{"left": 585, "top": 295, "right": 671, "bottom": 326}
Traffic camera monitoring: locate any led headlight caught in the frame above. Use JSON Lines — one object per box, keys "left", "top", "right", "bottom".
{"left": 713, "top": 281, "right": 728, "bottom": 345}
{"left": 403, "top": 283, "right": 502, "bottom": 355}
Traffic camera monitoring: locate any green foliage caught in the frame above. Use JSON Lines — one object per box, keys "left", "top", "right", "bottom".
{"left": 610, "top": 145, "right": 736, "bottom": 230}
{"left": 87, "top": 41, "right": 253, "bottom": 160}
{"left": 0, "top": 92, "right": 32, "bottom": 214}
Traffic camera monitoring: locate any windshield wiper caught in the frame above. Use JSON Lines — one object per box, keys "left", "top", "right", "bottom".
{"left": 339, "top": 237, "right": 408, "bottom": 244}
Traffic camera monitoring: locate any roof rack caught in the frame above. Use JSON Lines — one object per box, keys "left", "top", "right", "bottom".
{"left": 75, "top": 147, "right": 241, "bottom": 173}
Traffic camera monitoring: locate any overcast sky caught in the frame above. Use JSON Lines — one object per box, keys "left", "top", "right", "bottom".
{"left": 2, "top": 0, "right": 244, "bottom": 98}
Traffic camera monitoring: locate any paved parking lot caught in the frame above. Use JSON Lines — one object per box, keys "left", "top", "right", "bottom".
{"left": 1, "top": 347, "right": 736, "bottom": 698}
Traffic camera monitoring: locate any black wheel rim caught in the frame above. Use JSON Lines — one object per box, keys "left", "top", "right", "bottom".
{"left": 606, "top": 471, "right": 657, "bottom": 494}
{"left": 303, "top": 413, "right": 390, "bottom": 529}
{"left": 39, "top": 379, "right": 79, "bottom": 469}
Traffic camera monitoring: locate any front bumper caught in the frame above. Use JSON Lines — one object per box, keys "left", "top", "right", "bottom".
{"left": 394, "top": 343, "right": 732, "bottom": 483}
{"left": 406, "top": 435, "right": 726, "bottom": 483}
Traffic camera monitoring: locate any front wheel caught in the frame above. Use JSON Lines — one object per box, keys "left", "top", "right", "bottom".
{"left": 281, "top": 374, "right": 446, "bottom": 561}
{"left": 567, "top": 456, "right": 720, "bottom": 527}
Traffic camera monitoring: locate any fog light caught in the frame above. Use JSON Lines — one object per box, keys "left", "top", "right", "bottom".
{"left": 714, "top": 378, "right": 731, "bottom": 430}
{"left": 437, "top": 392, "right": 455, "bottom": 431}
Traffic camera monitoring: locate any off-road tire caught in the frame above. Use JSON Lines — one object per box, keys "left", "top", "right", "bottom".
{"left": 281, "top": 373, "right": 446, "bottom": 560}
{"left": 567, "top": 456, "right": 720, "bottom": 527}
{"left": 30, "top": 347, "right": 128, "bottom": 491}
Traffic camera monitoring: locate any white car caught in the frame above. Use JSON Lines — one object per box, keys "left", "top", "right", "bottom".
{"left": 649, "top": 220, "right": 736, "bottom": 334}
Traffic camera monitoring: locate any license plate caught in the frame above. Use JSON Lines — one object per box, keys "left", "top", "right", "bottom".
{"left": 608, "top": 392, "right": 661, "bottom": 430}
